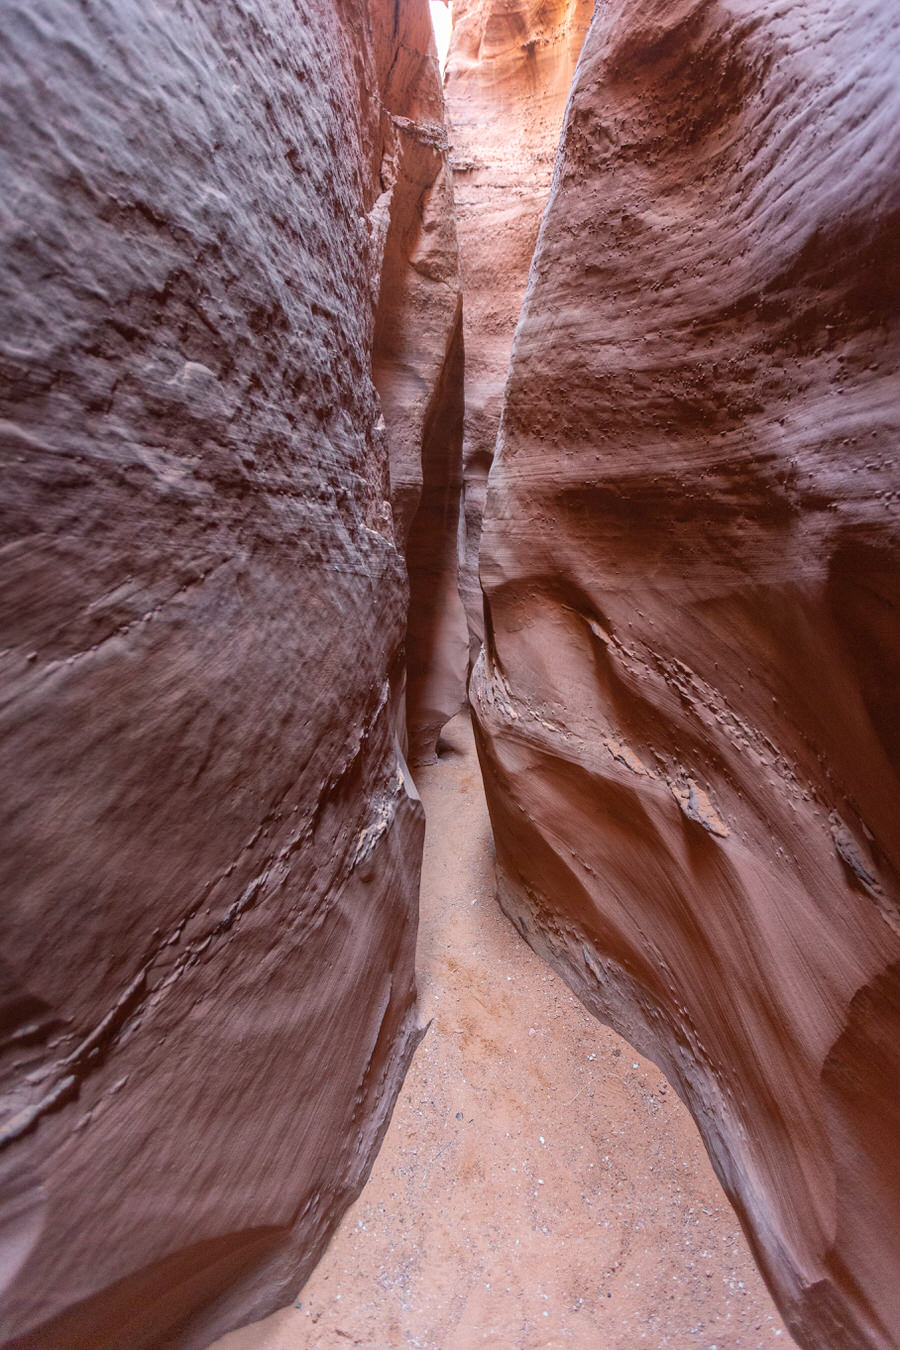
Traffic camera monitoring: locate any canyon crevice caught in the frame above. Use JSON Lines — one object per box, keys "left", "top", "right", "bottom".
{"left": 1, "top": 1, "right": 898, "bottom": 1349}
{"left": 446, "top": 0, "right": 594, "bottom": 661}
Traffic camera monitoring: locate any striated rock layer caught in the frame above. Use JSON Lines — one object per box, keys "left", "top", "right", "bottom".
{"left": 472, "top": 2, "right": 900, "bottom": 1348}
{"left": 0, "top": 1, "right": 460, "bottom": 1346}
{"left": 446, "top": 0, "right": 592, "bottom": 662}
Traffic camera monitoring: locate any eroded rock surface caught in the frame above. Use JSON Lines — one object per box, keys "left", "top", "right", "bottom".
{"left": 372, "top": 0, "right": 467, "bottom": 763}
{"left": 0, "top": 2, "right": 457, "bottom": 1346}
{"left": 446, "top": 0, "right": 592, "bottom": 661}
{"left": 472, "top": 3, "right": 900, "bottom": 1348}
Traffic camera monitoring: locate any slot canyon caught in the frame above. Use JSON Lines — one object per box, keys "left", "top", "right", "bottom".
{"left": 0, "top": 1, "right": 897, "bottom": 1349}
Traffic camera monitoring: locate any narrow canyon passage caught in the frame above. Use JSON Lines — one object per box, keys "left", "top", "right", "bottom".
{"left": 2, "top": 3, "right": 898, "bottom": 1348}
{"left": 214, "top": 714, "right": 793, "bottom": 1350}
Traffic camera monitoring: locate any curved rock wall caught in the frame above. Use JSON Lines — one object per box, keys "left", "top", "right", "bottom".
{"left": 472, "top": 2, "right": 900, "bottom": 1347}
{"left": 0, "top": 2, "right": 457, "bottom": 1346}
{"left": 371, "top": 23, "right": 468, "bottom": 762}
{"left": 446, "top": 0, "right": 592, "bottom": 662}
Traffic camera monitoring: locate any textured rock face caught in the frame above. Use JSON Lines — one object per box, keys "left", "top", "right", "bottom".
{"left": 472, "top": 3, "right": 900, "bottom": 1348}
{"left": 371, "top": 9, "right": 468, "bottom": 762}
{"left": 0, "top": 2, "right": 458, "bottom": 1346}
{"left": 446, "top": 0, "right": 592, "bottom": 662}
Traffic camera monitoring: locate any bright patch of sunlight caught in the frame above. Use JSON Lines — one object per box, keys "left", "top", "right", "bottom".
{"left": 429, "top": 1, "right": 453, "bottom": 71}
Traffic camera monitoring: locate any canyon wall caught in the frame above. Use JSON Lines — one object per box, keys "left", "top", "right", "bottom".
{"left": 446, "top": 0, "right": 592, "bottom": 661}
{"left": 0, "top": 2, "right": 460, "bottom": 1346}
{"left": 372, "top": 2, "right": 468, "bottom": 762}
{"left": 472, "top": 2, "right": 900, "bottom": 1348}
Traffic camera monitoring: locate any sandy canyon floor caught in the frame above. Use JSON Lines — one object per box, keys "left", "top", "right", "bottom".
{"left": 214, "top": 713, "right": 794, "bottom": 1350}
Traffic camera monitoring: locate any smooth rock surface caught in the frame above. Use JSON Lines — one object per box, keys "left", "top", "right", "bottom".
{"left": 472, "top": 3, "right": 900, "bottom": 1348}
{"left": 446, "top": 0, "right": 593, "bottom": 662}
{"left": 0, "top": 2, "right": 457, "bottom": 1346}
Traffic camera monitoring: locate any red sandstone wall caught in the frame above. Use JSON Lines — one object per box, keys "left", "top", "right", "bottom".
{"left": 446, "top": 0, "right": 593, "bottom": 663}
{"left": 371, "top": 25, "right": 468, "bottom": 762}
{"left": 0, "top": 2, "right": 456, "bottom": 1346}
{"left": 472, "top": 3, "right": 900, "bottom": 1347}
